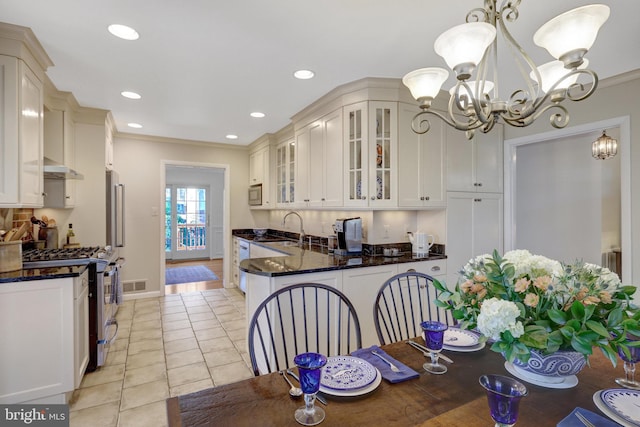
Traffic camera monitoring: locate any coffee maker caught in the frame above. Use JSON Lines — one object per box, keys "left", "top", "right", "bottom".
{"left": 334, "top": 217, "right": 362, "bottom": 255}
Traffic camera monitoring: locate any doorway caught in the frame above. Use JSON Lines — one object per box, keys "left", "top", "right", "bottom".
{"left": 504, "top": 116, "right": 631, "bottom": 283}
{"left": 162, "top": 162, "right": 229, "bottom": 294}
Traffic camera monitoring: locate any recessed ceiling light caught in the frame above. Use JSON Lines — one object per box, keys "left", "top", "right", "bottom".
{"left": 226, "top": 134, "right": 239, "bottom": 140}
{"left": 108, "top": 24, "right": 139, "bottom": 41}
{"left": 250, "top": 112, "right": 265, "bottom": 118}
{"left": 294, "top": 69, "right": 315, "bottom": 80}
{"left": 121, "top": 91, "right": 141, "bottom": 99}
{"left": 127, "top": 123, "right": 143, "bottom": 129}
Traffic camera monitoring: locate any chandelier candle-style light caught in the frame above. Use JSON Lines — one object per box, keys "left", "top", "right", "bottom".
{"left": 402, "top": 1, "right": 610, "bottom": 139}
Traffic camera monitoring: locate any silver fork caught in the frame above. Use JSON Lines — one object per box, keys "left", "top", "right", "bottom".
{"left": 371, "top": 350, "right": 401, "bottom": 372}
{"left": 575, "top": 411, "right": 596, "bottom": 427}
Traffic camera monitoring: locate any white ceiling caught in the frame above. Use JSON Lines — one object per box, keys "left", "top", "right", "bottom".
{"left": 1, "top": 1, "right": 639, "bottom": 145}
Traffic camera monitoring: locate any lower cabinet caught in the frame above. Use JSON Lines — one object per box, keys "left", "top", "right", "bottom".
{"left": 246, "top": 259, "right": 448, "bottom": 351}
{"left": 0, "top": 275, "right": 86, "bottom": 404}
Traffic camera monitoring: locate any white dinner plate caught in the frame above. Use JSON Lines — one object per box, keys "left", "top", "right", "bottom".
{"left": 593, "top": 389, "right": 640, "bottom": 427}
{"left": 319, "top": 368, "right": 382, "bottom": 397}
{"left": 443, "top": 328, "right": 479, "bottom": 347}
{"left": 321, "top": 356, "right": 378, "bottom": 390}
{"left": 442, "top": 341, "right": 485, "bottom": 353}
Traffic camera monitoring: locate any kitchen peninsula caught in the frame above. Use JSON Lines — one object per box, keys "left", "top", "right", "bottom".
{"left": 236, "top": 230, "right": 447, "bottom": 347}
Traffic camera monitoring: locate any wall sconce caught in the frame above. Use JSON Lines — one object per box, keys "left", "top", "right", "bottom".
{"left": 592, "top": 130, "right": 618, "bottom": 160}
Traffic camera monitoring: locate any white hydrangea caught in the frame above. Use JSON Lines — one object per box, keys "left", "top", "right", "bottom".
{"left": 477, "top": 298, "right": 524, "bottom": 340}
{"left": 583, "top": 263, "right": 621, "bottom": 292}
{"left": 504, "top": 249, "right": 563, "bottom": 280}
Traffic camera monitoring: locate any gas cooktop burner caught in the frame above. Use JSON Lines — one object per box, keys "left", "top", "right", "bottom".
{"left": 22, "top": 247, "right": 101, "bottom": 262}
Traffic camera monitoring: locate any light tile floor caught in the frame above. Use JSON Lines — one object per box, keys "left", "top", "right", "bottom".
{"left": 69, "top": 287, "right": 252, "bottom": 427}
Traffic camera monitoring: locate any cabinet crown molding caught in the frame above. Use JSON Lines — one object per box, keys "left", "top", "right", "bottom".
{"left": 0, "top": 22, "right": 53, "bottom": 79}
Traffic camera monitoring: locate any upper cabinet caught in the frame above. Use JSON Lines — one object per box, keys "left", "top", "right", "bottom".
{"left": 398, "top": 102, "right": 446, "bottom": 208}
{"left": 0, "top": 23, "right": 52, "bottom": 208}
{"left": 0, "top": 55, "right": 45, "bottom": 207}
{"left": 43, "top": 107, "right": 76, "bottom": 208}
{"left": 295, "top": 108, "right": 343, "bottom": 208}
{"left": 249, "top": 146, "right": 268, "bottom": 185}
{"left": 343, "top": 101, "right": 397, "bottom": 208}
{"left": 446, "top": 124, "right": 503, "bottom": 193}
{"left": 275, "top": 138, "right": 296, "bottom": 207}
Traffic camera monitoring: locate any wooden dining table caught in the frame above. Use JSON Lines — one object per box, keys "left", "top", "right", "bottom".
{"left": 166, "top": 339, "right": 626, "bottom": 427}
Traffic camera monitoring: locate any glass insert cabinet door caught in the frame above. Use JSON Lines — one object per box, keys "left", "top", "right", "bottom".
{"left": 344, "top": 101, "right": 396, "bottom": 206}
{"left": 165, "top": 185, "right": 209, "bottom": 260}
{"left": 276, "top": 139, "right": 295, "bottom": 205}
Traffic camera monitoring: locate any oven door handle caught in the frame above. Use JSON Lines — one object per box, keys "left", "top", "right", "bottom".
{"left": 97, "top": 318, "right": 119, "bottom": 345}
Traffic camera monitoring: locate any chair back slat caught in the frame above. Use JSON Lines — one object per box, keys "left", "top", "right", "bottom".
{"left": 373, "top": 272, "right": 454, "bottom": 345}
{"left": 248, "top": 282, "right": 362, "bottom": 376}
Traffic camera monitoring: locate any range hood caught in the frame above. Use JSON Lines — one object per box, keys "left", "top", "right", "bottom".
{"left": 43, "top": 157, "right": 84, "bottom": 180}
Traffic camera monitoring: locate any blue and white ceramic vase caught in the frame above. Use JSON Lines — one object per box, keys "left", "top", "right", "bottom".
{"left": 511, "top": 349, "right": 587, "bottom": 385}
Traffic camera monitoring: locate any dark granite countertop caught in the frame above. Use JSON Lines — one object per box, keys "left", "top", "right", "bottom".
{"left": 0, "top": 265, "right": 88, "bottom": 283}
{"left": 239, "top": 239, "right": 446, "bottom": 277}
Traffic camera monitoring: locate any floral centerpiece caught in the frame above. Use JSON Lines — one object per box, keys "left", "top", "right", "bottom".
{"left": 434, "top": 249, "right": 640, "bottom": 367}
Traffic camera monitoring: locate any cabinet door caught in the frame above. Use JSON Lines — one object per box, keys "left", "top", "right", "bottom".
{"left": 0, "top": 55, "right": 19, "bottom": 204}
{"left": 446, "top": 127, "right": 475, "bottom": 192}
{"left": 74, "top": 277, "right": 89, "bottom": 388}
{"left": 305, "top": 121, "right": 323, "bottom": 207}
{"left": 398, "top": 103, "right": 446, "bottom": 207}
{"left": 445, "top": 192, "right": 503, "bottom": 287}
{"left": 474, "top": 126, "right": 503, "bottom": 193}
{"left": 341, "top": 264, "right": 398, "bottom": 347}
{"left": 275, "top": 139, "right": 295, "bottom": 207}
{"left": 249, "top": 149, "right": 264, "bottom": 185}
{"left": 369, "top": 102, "right": 397, "bottom": 207}
{"left": 343, "top": 102, "right": 368, "bottom": 207}
{"left": 321, "top": 109, "right": 343, "bottom": 207}
{"left": 18, "top": 62, "right": 44, "bottom": 207}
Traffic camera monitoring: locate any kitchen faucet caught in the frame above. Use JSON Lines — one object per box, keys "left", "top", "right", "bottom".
{"left": 282, "top": 211, "right": 306, "bottom": 247}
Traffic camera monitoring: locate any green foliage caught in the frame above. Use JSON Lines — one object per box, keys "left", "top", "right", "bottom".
{"left": 437, "top": 249, "right": 640, "bottom": 366}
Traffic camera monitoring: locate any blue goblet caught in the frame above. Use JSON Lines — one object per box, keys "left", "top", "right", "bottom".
{"left": 479, "top": 374, "right": 528, "bottom": 427}
{"left": 615, "top": 334, "right": 640, "bottom": 390}
{"left": 420, "top": 320, "right": 448, "bottom": 374}
{"left": 293, "top": 352, "right": 328, "bottom": 426}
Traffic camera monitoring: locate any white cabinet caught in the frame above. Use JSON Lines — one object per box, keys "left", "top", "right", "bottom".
{"left": 0, "top": 277, "right": 75, "bottom": 403}
{"left": 105, "top": 120, "right": 114, "bottom": 170}
{"left": 249, "top": 146, "right": 268, "bottom": 185}
{"left": 343, "top": 101, "right": 397, "bottom": 208}
{"left": 296, "top": 108, "right": 343, "bottom": 208}
{"left": 73, "top": 270, "right": 89, "bottom": 388}
{"left": 446, "top": 124, "right": 503, "bottom": 193}
{"left": 398, "top": 103, "right": 446, "bottom": 208}
{"left": 446, "top": 192, "right": 503, "bottom": 288}
{"left": 0, "top": 55, "right": 44, "bottom": 207}
{"left": 249, "top": 145, "right": 272, "bottom": 208}
{"left": 275, "top": 139, "right": 296, "bottom": 207}
{"left": 342, "top": 264, "right": 399, "bottom": 347}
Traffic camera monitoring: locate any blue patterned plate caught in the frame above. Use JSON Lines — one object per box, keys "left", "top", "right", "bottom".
{"left": 321, "top": 356, "right": 377, "bottom": 391}
{"left": 444, "top": 328, "right": 479, "bottom": 347}
{"left": 595, "top": 389, "right": 640, "bottom": 426}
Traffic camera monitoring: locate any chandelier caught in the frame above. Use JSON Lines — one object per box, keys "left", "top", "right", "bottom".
{"left": 402, "top": 1, "right": 610, "bottom": 139}
{"left": 592, "top": 130, "right": 617, "bottom": 159}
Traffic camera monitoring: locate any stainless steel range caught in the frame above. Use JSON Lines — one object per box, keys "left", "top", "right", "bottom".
{"left": 23, "top": 246, "right": 125, "bottom": 372}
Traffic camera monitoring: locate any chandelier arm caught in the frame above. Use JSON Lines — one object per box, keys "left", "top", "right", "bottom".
{"left": 500, "top": 103, "right": 570, "bottom": 129}
{"left": 565, "top": 70, "right": 599, "bottom": 102}
{"left": 410, "top": 109, "right": 484, "bottom": 135}
{"left": 450, "top": 81, "right": 493, "bottom": 124}
{"left": 496, "top": 0, "right": 540, "bottom": 105}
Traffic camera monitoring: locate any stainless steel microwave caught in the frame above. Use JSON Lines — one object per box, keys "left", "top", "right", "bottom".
{"left": 248, "top": 184, "right": 262, "bottom": 206}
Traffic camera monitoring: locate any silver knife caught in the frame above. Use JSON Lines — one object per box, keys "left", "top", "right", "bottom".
{"left": 286, "top": 369, "right": 328, "bottom": 405}
{"left": 407, "top": 340, "right": 454, "bottom": 364}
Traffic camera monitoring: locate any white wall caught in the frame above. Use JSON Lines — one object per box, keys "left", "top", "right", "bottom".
{"left": 113, "top": 135, "right": 252, "bottom": 295}
{"left": 504, "top": 73, "right": 639, "bottom": 290}
{"left": 514, "top": 132, "right": 619, "bottom": 265}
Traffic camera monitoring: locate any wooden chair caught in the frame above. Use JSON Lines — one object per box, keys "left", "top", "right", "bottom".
{"left": 373, "top": 271, "right": 454, "bottom": 345}
{"left": 248, "top": 282, "right": 362, "bottom": 376}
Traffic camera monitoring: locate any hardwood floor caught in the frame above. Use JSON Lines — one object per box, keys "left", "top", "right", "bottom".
{"left": 164, "top": 258, "right": 224, "bottom": 294}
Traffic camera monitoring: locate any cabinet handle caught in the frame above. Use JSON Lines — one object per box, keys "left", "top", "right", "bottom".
{"left": 361, "top": 196, "right": 367, "bottom": 200}
{"left": 321, "top": 198, "right": 325, "bottom": 201}
{"left": 474, "top": 198, "right": 482, "bottom": 202}
{"left": 406, "top": 268, "right": 416, "bottom": 272}
{"left": 477, "top": 182, "right": 482, "bottom": 187}
{"left": 425, "top": 196, "right": 430, "bottom": 201}
{"left": 419, "top": 284, "right": 426, "bottom": 289}
{"left": 420, "top": 197, "right": 425, "bottom": 201}
{"left": 431, "top": 266, "right": 441, "bottom": 272}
